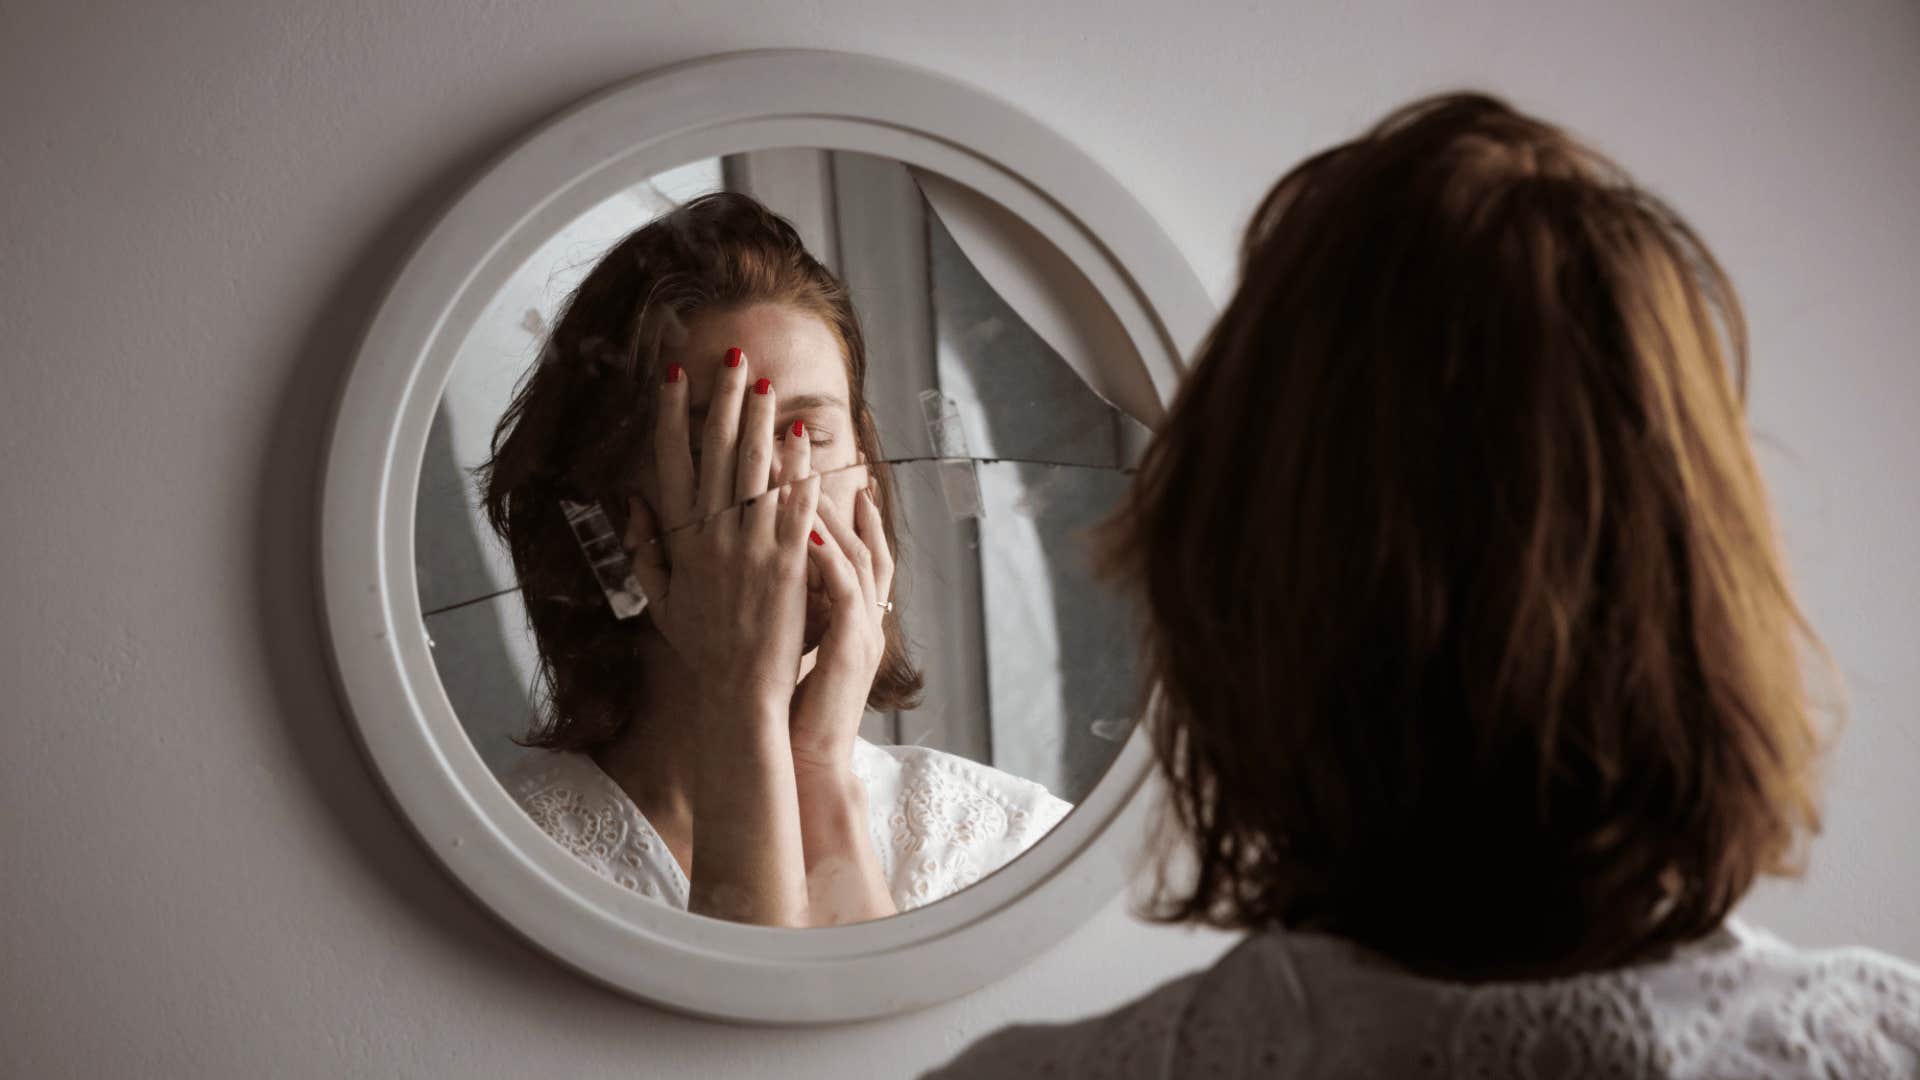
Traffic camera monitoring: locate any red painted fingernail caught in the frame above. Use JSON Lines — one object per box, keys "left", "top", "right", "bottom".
{"left": 665, "top": 362, "right": 683, "bottom": 384}
{"left": 725, "top": 347, "right": 743, "bottom": 368}
{"left": 810, "top": 530, "right": 824, "bottom": 546}
{"left": 754, "top": 377, "right": 771, "bottom": 395}
{"left": 791, "top": 419, "right": 805, "bottom": 438}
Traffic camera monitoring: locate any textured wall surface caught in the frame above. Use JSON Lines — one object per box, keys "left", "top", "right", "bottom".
{"left": 3, "top": 2, "right": 1915, "bottom": 1076}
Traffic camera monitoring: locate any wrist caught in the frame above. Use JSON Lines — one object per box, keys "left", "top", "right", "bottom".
{"left": 789, "top": 736, "right": 857, "bottom": 779}
{"left": 699, "top": 687, "right": 791, "bottom": 731}
{"left": 791, "top": 753, "right": 862, "bottom": 802}
{"left": 793, "top": 766, "right": 870, "bottom": 868}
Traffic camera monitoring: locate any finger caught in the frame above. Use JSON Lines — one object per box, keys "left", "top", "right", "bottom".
{"left": 781, "top": 435, "right": 818, "bottom": 593}
{"left": 804, "top": 509, "right": 865, "bottom": 613}
{"left": 652, "top": 360, "right": 695, "bottom": 527}
{"left": 773, "top": 416, "right": 812, "bottom": 510}
{"left": 624, "top": 495, "right": 670, "bottom": 603}
{"left": 735, "top": 374, "right": 776, "bottom": 505}
{"left": 697, "top": 347, "right": 749, "bottom": 518}
{"left": 855, "top": 485, "right": 894, "bottom": 604}
{"left": 815, "top": 492, "right": 876, "bottom": 607}
{"left": 777, "top": 473, "right": 821, "bottom": 548}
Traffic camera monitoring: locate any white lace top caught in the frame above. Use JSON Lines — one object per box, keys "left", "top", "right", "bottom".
{"left": 927, "top": 919, "right": 1920, "bottom": 1079}
{"left": 502, "top": 738, "right": 1074, "bottom": 912}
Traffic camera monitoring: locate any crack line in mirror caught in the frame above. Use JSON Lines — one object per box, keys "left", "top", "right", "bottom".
{"left": 420, "top": 454, "right": 1137, "bottom": 619}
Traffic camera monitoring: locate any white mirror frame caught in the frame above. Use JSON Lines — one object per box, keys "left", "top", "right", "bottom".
{"left": 319, "top": 48, "right": 1212, "bottom": 1024}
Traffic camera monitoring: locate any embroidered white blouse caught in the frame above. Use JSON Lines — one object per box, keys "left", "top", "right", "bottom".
{"left": 925, "top": 919, "right": 1920, "bottom": 1078}
{"left": 502, "top": 738, "right": 1074, "bottom": 912}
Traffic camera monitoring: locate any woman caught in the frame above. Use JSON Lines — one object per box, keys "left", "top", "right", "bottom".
{"left": 930, "top": 95, "right": 1919, "bottom": 1076}
{"left": 483, "top": 192, "right": 1070, "bottom": 928}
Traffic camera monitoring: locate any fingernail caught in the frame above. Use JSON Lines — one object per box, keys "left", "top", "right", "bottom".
{"left": 810, "top": 530, "right": 824, "bottom": 546}
{"left": 666, "top": 362, "right": 683, "bottom": 384}
{"left": 725, "top": 347, "right": 743, "bottom": 368}
{"left": 791, "top": 419, "right": 805, "bottom": 438}
{"left": 754, "top": 377, "right": 771, "bottom": 395}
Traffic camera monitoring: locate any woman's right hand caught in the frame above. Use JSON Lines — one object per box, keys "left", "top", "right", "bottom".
{"left": 623, "top": 347, "right": 819, "bottom": 926}
{"left": 625, "top": 348, "right": 821, "bottom": 719}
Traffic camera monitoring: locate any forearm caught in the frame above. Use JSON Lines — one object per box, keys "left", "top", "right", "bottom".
{"left": 688, "top": 701, "right": 811, "bottom": 927}
{"left": 793, "top": 765, "right": 897, "bottom": 925}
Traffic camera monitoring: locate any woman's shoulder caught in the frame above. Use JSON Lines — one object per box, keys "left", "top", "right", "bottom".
{"left": 853, "top": 739, "right": 1073, "bottom": 838}
{"left": 1680, "top": 920, "right": 1920, "bottom": 1069}
{"left": 852, "top": 739, "right": 1075, "bottom": 912}
{"left": 924, "top": 923, "right": 1920, "bottom": 1079}
{"left": 1366, "top": 918, "right": 1920, "bottom": 1078}
{"left": 496, "top": 750, "right": 639, "bottom": 849}
{"left": 1282, "top": 919, "right": 1920, "bottom": 1077}
{"left": 495, "top": 750, "right": 689, "bottom": 905}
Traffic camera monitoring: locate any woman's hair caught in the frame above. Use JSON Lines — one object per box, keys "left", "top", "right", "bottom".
{"left": 480, "top": 191, "right": 922, "bottom": 753}
{"left": 1102, "top": 93, "right": 1832, "bottom": 981}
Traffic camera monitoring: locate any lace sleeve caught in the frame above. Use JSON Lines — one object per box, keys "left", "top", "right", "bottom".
{"left": 499, "top": 752, "right": 690, "bottom": 908}
{"left": 864, "top": 743, "right": 1076, "bottom": 911}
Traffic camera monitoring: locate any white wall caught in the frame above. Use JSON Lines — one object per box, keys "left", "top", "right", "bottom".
{"left": 3, "top": 2, "right": 1915, "bottom": 1076}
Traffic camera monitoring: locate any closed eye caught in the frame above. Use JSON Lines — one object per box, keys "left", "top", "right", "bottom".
{"left": 777, "top": 427, "right": 834, "bottom": 448}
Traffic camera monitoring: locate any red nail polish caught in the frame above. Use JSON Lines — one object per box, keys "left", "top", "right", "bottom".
{"left": 725, "top": 347, "right": 743, "bottom": 368}
{"left": 665, "top": 362, "right": 683, "bottom": 384}
{"left": 810, "top": 530, "right": 824, "bottom": 546}
{"left": 754, "top": 377, "right": 771, "bottom": 395}
{"left": 791, "top": 419, "right": 805, "bottom": 438}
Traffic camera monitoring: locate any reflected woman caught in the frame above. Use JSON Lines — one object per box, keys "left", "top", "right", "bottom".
{"left": 482, "top": 193, "right": 1070, "bottom": 927}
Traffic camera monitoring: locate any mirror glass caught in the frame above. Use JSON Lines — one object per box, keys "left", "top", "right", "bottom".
{"left": 414, "top": 150, "right": 1146, "bottom": 924}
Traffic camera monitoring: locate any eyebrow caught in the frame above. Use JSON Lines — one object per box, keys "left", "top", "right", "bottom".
{"left": 687, "top": 393, "right": 848, "bottom": 421}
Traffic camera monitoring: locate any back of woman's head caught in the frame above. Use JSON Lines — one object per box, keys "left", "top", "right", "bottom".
{"left": 1105, "top": 93, "right": 1829, "bottom": 981}
{"left": 480, "top": 191, "right": 920, "bottom": 754}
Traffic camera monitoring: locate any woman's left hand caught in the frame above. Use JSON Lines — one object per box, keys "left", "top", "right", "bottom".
{"left": 790, "top": 477, "right": 900, "bottom": 923}
{"left": 790, "top": 481, "right": 894, "bottom": 775}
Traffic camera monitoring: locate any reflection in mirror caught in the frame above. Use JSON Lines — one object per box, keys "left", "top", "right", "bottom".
{"left": 415, "top": 151, "right": 1147, "bottom": 925}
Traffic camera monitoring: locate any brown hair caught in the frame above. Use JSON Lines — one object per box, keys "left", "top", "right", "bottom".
{"left": 1103, "top": 94, "right": 1832, "bottom": 981}
{"left": 480, "top": 191, "right": 922, "bottom": 753}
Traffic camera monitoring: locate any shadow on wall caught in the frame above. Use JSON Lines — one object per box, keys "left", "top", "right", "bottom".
{"left": 247, "top": 84, "right": 660, "bottom": 988}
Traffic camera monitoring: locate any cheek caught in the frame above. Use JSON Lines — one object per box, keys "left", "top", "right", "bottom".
{"left": 820, "top": 469, "right": 866, "bottom": 510}
{"left": 812, "top": 439, "right": 858, "bottom": 474}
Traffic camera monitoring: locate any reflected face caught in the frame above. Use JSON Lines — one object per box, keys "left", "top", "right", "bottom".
{"left": 639, "top": 302, "right": 870, "bottom": 646}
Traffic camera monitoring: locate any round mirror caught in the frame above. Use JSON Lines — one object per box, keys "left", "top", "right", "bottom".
{"left": 421, "top": 151, "right": 1150, "bottom": 915}
{"left": 321, "top": 50, "right": 1210, "bottom": 1021}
